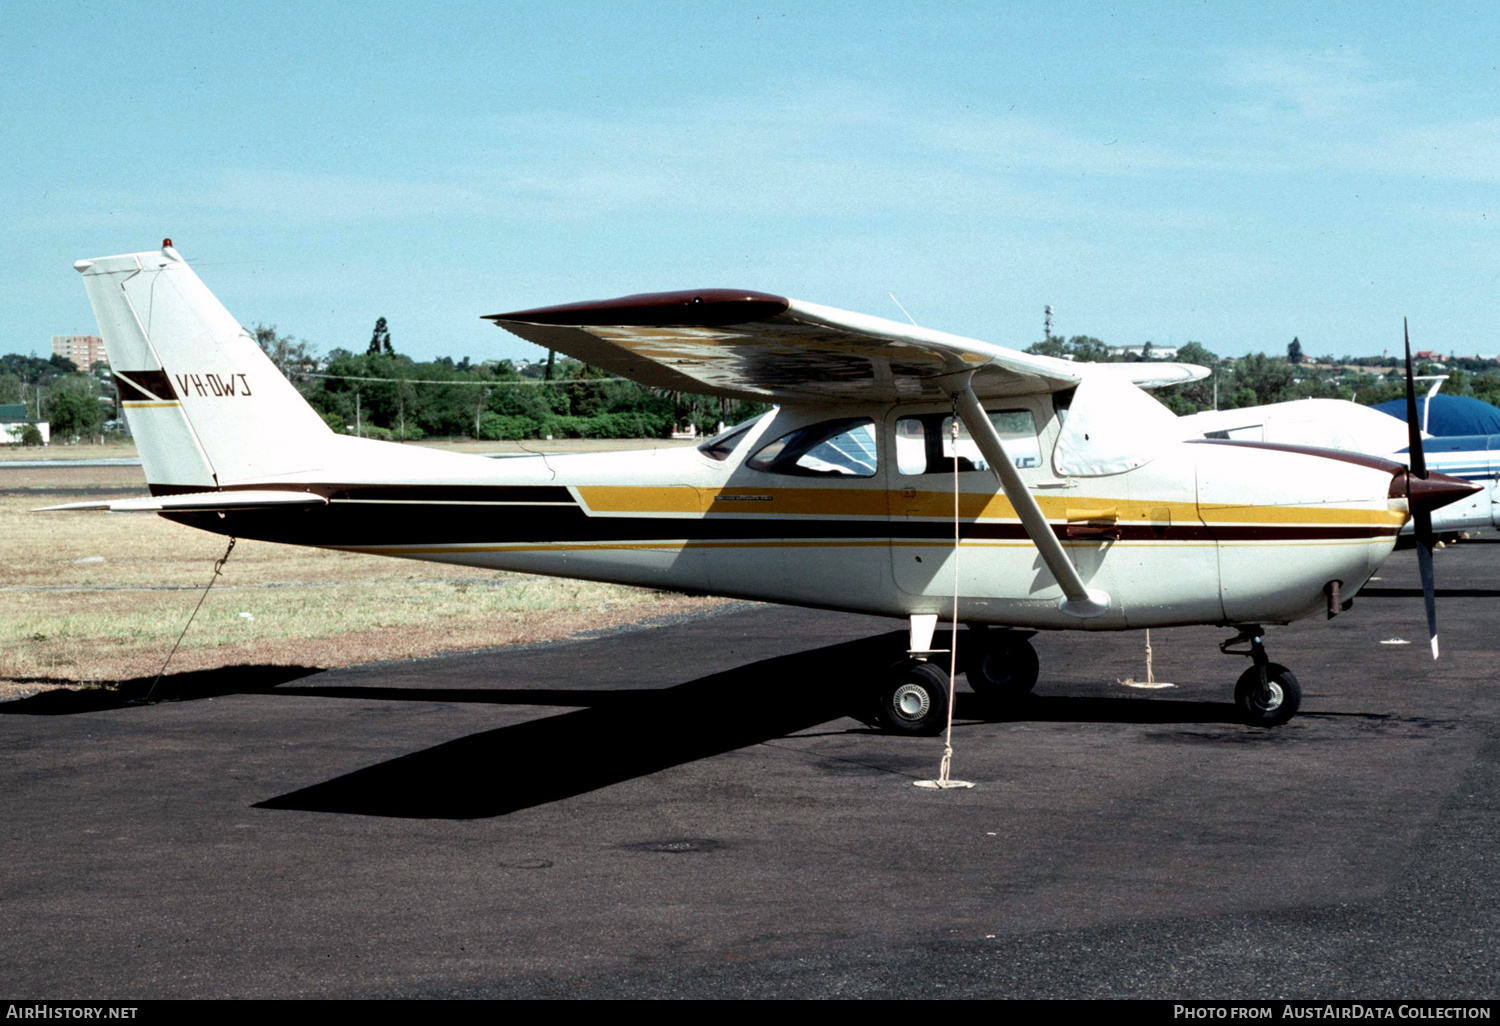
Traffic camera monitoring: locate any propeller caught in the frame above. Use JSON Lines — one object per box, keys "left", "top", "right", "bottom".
{"left": 1403, "top": 320, "right": 1441, "bottom": 658}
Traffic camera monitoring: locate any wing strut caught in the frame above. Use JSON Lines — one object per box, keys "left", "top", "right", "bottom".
{"left": 952, "top": 387, "right": 1110, "bottom": 618}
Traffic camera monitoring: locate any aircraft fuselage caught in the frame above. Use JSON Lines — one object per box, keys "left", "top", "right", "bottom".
{"left": 162, "top": 402, "right": 1409, "bottom": 631}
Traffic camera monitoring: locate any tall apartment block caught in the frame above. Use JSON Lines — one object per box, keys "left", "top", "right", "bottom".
{"left": 52, "top": 334, "right": 107, "bottom": 368}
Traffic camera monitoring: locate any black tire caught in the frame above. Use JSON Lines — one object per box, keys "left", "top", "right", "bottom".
{"left": 1234, "top": 662, "right": 1301, "bottom": 726}
{"left": 876, "top": 660, "right": 951, "bottom": 736}
{"left": 964, "top": 636, "right": 1040, "bottom": 697}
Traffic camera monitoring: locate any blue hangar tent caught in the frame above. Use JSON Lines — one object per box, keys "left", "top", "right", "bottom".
{"left": 1372, "top": 394, "right": 1500, "bottom": 437}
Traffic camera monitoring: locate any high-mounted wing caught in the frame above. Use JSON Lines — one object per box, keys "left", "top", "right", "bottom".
{"left": 488, "top": 288, "right": 1206, "bottom": 621}
{"left": 486, "top": 290, "right": 1205, "bottom": 403}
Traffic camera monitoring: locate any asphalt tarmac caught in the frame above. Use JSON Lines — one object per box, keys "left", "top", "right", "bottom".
{"left": 3, "top": 543, "right": 1498, "bottom": 999}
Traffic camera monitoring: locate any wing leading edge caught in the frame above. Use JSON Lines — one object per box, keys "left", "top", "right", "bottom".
{"left": 486, "top": 290, "right": 1206, "bottom": 404}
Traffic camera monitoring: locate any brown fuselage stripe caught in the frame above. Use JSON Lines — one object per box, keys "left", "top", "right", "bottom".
{"left": 1190, "top": 438, "right": 1409, "bottom": 475}
{"left": 336, "top": 538, "right": 1385, "bottom": 558}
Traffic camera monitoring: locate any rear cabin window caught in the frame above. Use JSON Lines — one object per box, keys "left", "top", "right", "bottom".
{"left": 894, "top": 410, "right": 1041, "bottom": 476}
{"left": 747, "top": 419, "right": 878, "bottom": 478}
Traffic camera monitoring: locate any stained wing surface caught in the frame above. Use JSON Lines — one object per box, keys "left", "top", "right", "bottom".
{"left": 485, "top": 290, "right": 1207, "bottom": 404}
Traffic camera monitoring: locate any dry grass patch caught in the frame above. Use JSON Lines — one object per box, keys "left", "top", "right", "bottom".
{"left": 2, "top": 465, "right": 731, "bottom": 698}
{"left": 0, "top": 441, "right": 139, "bottom": 462}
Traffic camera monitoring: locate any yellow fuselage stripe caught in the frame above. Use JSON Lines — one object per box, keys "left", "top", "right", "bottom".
{"left": 573, "top": 485, "right": 1405, "bottom": 527}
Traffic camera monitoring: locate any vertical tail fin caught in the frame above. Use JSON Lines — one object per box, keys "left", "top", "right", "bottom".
{"left": 75, "top": 243, "right": 332, "bottom": 490}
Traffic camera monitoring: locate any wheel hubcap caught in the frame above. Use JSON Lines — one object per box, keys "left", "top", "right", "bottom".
{"left": 892, "top": 683, "right": 931, "bottom": 721}
{"left": 1255, "top": 681, "right": 1284, "bottom": 712}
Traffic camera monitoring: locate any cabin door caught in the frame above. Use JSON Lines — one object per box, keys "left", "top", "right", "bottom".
{"left": 887, "top": 399, "right": 1078, "bottom": 610}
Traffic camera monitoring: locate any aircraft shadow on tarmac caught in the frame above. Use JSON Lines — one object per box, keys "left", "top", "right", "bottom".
{"left": 250, "top": 632, "right": 1248, "bottom": 821}
{"left": 1357, "top": 587, "right": 1500, "bottom": 598}
{"left": 0, "top": 664, "right": 325, "bottom": 714}
{"left": 0, "top": 634, "right": 1252, "bottom": 819}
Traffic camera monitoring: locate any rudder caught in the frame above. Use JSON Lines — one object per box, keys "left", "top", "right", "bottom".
{"left": 76, "top": 242, "right": 332, "bottom": 490}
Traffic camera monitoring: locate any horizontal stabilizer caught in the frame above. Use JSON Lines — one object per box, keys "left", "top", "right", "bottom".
{"left": 36, "top": 490, "right": 328, "bottom": 513}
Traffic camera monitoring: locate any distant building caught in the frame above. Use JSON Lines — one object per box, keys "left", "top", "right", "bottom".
{"left": 1107, "top": 344, "right": 1179, "bottom": 360}
{"left": 0, "top": 403, "right": 49, "bottom": 445}
{"left": 52, "top": 334, "right": 107, "bottom": 368}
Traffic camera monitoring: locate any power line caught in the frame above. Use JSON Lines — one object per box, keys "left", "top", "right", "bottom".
{"left": 288, "top": 370, "right": 622, "bottom": 387}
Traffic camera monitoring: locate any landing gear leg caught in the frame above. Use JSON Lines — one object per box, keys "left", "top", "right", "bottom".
{"left": 1220, "top": 625, "right": 1302, "bottom": 726}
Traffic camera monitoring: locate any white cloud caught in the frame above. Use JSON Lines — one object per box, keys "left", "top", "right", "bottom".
{"left": 462, "top": 81, "right": 1212, "bottom": 227}
{"left": 206, "top": 169, "right": 492, "bottom": 220}
{"left": 1199, "top": 47, "right": 1500, "bottom": 183}
{"left": 1350, "top": 118, "right": 1500, "bottom": 183}
{"left": 1219, "top": 47, "right": 1402, "bottom": 122}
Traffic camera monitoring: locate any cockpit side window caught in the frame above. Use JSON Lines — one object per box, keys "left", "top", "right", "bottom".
{"left": 894, "top": 409, "right": 1040, "bottom": 476}
{"left": 747, "top": 418, "right": 878, "bottom": 477}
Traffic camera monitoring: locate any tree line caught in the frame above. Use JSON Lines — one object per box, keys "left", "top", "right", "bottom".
{"left": 1023, "top": 335, "right": 1500, "bottom": 415}
{"left": 7, "top": 320, "right": 1500, "bottom": 445}
{"left": 0, "top": 353, "right": 113, "bottom": 441}
{"left": 260, "top": 322, "right": 767, "bottom": 442}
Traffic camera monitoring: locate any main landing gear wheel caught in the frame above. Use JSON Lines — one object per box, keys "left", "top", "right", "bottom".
{"left": 964, "top": 634, "right": 1040, "bottom": 699}
{"left": 1234, "top": 662, "right": 1301, "bottom": 727}
{"left": 876, "top": 660, "right": 951, "bottom": 736}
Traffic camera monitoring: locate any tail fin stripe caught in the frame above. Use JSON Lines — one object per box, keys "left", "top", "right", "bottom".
{"left": 113, "top": 370, "right": 178, "bottom": 403}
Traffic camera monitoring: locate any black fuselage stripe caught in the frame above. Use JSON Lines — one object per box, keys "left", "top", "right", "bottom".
{"left": 151, "top": 482, "right": 577, "bottom": 503}
{"left": 161, "top": 501, "right": 1397, "bottom": 547}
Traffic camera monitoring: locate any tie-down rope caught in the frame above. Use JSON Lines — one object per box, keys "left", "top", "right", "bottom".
{"left": 142, "top": 536, "right": 237, "bottom": 702}
{"left": 939, "top": 397, "right": 963, "bottom": 781}
{"left": 918, "top": 395, "right": 974, "bottom": 789}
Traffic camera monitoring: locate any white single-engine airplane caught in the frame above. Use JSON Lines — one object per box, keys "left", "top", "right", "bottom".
{"left": 51, "top": 243, "right": 1478, "bottom": 732}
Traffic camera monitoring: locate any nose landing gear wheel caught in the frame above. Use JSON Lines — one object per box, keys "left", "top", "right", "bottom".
{"left": 877, "top": 660, "right": 951, "bottom": 736}
{"left": 1234, "top": 662, "right": 1301, "bottom": 726}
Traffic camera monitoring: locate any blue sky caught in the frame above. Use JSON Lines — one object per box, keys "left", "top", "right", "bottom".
{"left": 4, "top": 1, "right": 1498, "bottom": 364}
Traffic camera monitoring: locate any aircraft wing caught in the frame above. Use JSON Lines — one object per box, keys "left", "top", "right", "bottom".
{"left": 486, "top": 290, "right": 1205, "bottom": 404}
{"left": 1104, "top": 363, "right": 1212, "bottom": 389}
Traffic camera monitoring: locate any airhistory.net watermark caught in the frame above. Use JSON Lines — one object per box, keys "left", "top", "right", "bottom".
{"left": 6, "top": 1007, "right": 137, "bottom": 1020}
